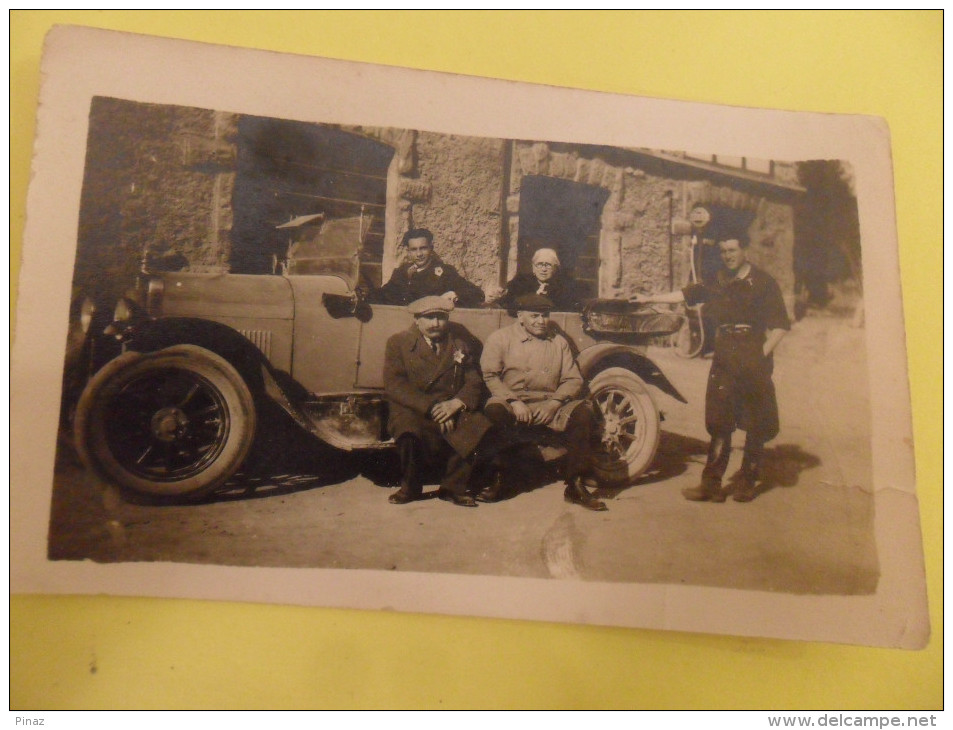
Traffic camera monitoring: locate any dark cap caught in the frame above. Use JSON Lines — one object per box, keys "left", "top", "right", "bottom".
{"left": 408, "top": 295, "right": 454, "bottom": 316}
{"left": 514, "top": 294, "right": 554, "bottom": 313}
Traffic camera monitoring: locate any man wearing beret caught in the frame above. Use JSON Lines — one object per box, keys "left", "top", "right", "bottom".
{"left": 383, "top": 296, "right": 494, "bottom": 507}
{"left": 370, "top": 228, "right": 486, "bottom": 308}
{"left": 479, "top": 294, "right": 606, "bottom": 511}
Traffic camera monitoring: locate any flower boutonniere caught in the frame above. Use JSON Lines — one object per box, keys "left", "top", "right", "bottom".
{"left": 452, "top": 348, "right": 467, "bottom": 365}
{"left": 434, "top": 266, "right": 443, "bottom": 277}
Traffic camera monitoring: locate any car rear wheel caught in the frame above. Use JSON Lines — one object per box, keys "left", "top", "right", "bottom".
{"left": 588, "top": 367, "right": 660, "bottom": 485}
{"left": 74, "top": 345, "right": 257, "bottom": 502}
{"left": 675, "top": 309, "right": 705, "bottom": 359}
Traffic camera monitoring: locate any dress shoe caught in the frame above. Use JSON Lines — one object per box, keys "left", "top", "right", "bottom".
{"left": 437, "top": 489, "right": 478, "bottom": 508}
{"left": 388, "top": 489, "right": 417, "bottom": 505}
{"left": 682, "top": 480, "right": 727, "bottom": 503}
{"left": 563, "top": 479, "right": 607, "bottom": 511}
{"left": 476, "top": 471, "right": 505, "bottom": 503}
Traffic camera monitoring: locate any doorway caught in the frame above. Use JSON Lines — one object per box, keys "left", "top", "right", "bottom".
{"left": 516, "top": 175, "right": 609, "bottom": 299}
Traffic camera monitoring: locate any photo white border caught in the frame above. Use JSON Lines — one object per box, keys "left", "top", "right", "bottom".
{"left": 11, "top": 26, "right": 928, "bottom": 648}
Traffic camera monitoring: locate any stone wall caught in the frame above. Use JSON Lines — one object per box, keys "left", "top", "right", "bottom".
{"left": 76, "top": 98, "right": 236, "bottom": 301}
{"left": 73, "top": 100, "right": 797, "bottom": 308}
{"left": 505, "top": 141, "right": 797, "bottom": 301}
{"left": 396, "top": 132, "right": 505, "bottom": 291}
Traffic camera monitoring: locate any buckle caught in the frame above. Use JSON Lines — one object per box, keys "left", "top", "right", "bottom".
{"left": 718, "top": 324, "right": 753, "bottom": 334}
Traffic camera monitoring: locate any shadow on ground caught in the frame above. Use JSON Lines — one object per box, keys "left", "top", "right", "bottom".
{"left": 216, "top": 418, "right": 824, "bottom": 506}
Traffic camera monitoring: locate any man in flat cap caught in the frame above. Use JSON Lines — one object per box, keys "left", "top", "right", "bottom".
{"left": 383, "top": 296, "right": 494, "bottom": 507}
{"left": 489, "top": 247, "right": 586, "bottom": 313}
{"left": 370, "top": 228, "right": 486, "bottom": 308}
{"left": 479, "top": 294, "right": 606, "bottom": 510}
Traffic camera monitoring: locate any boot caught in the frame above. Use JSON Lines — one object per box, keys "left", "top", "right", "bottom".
{"left": 683, "top": 435, "right": 732, "bottom": 502}
{"left": 389, "top": 435, "right": 423, "bottom": 504}
{"left": 681, "top": 478, "right": 728, "bottom": 503}
{"left": 476, "top": 469, "right": 506, "bottom": 503}
{"left": 564, "top": 476, "right": 607, "bottom": 511}
{"left": 732, "top": 449, "right": 763, "bottom": 503}
{"left": 388, "top": 489, "right": 417, "bottom": 505}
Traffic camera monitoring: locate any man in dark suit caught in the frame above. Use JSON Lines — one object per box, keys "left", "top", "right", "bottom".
{"left": 492, "top": 248, "right": 586, "bottom": 313}
{"left": 383, "top": 296, "right": 494, "bottom": 507}
{"left": 370, "top": 228, "right": 486, "bottom": 307}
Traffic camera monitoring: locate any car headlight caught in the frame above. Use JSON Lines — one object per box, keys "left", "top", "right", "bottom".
{"left": 146, "top": 276, "right": 164, "bottom": 316}
{"left": 80, "top": 297, "right": 97, "bottom": 334}
{"left": 113, "top": 297, "right": 137, "bottom": 323}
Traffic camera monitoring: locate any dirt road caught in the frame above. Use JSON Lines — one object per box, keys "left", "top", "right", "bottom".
{"left": 47, "top": 313, "right": 878, "bottom": 595}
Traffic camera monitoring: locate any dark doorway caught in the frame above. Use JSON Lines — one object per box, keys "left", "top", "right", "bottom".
{"left": 232, "top": 118, "right": 393, "bottom": 283}
{"left": 516, "top": 175, "right": 610, "bottom": 299}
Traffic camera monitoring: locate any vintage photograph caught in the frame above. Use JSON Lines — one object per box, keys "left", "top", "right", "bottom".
{"left": 13, "top": 26, "right": 926, "bottom": 647}
{"left": 51, "top": 94, "right": 875, "bottom": 595}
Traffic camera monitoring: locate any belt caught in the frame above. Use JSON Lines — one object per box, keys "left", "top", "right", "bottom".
{"left": 718, "top": 324, "right": 754, "bottom": 335}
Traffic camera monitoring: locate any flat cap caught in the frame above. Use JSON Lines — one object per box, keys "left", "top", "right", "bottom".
{"left": 514, "top": 294, "right": 554, "bottom": 313}
{"left": 408, "top": 295, "right": 454, "bottom": 316}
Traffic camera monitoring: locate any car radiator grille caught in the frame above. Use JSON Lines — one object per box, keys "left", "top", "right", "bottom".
{"left": 239, "top": 329, "right": 272, "bottom": 359}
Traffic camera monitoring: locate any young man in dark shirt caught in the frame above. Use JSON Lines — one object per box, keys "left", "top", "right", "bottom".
{"left": 633, "top": 234, "right": 790, "bottom": 502}
{"left": 370, "top": 228, "right": 486, "bottom": 308}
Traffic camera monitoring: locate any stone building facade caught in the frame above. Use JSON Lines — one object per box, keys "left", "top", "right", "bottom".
{"left": 76, "top": 98, "right": 803, "bottom": 309}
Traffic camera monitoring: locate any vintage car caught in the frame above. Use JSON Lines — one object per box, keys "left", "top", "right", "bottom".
{"left": 71, "top": 216, "right": 686, "bottom": 502}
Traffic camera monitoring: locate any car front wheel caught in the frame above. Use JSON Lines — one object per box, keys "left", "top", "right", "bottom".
{"left": 588, "top": 367, "right": 660, "bottom": 485}
{"left": 74, "top": 345, "right": 257, "bottom": 502}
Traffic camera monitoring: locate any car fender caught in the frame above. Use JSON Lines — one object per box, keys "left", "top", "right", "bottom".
{"left": 576, "top": 343, "right": 687, "bottom": 404}
{"left": 123, "top": 317, "right": 314, "bottom": 428}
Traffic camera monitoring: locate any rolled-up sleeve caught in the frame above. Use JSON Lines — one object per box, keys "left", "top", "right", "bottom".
{"left": 682, "top": 282, "right": 709, "bottom": 308}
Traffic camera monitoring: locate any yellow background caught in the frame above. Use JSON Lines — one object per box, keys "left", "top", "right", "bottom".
{"left": 10, "top": 11, "right": 941, "bottom": 709}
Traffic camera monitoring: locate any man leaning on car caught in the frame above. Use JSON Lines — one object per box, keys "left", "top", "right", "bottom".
{"left": 369, "top": 228, "right": 486, "bottom": 307}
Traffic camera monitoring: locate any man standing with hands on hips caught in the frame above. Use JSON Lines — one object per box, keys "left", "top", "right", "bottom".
{"left": 632, "top": 233, "right": 790, "bottom": 502}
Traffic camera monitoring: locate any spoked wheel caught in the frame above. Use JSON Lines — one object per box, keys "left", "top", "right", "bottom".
{"left": 675, "top": 307, "right": 705, "bottom": 359}
{"left": 75, "top": 345, "right": 257, "bottom": 502}
{"left": 588, "top": 367, "right": 660, "bottom": 485}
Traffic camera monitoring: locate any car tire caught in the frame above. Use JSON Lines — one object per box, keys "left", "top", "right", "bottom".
{"left": 74, "top": 344, "right": 257, "bottom": 502}
{"left": 588, "top": 367, "right": 661, "bottom": 485}
{"left": 674, "top": 310, "right": 705, "bottom": 359}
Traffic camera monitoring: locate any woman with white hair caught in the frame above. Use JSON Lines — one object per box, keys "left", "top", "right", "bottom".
{"left": 492, "top": 247, "right": 585, "bottom": 312}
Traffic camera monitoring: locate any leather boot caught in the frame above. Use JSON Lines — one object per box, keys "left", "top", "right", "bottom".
{"left": 681, "top": 478, "right": 727, "bottom": 503}
{"left": 476, "top": 469, "right": 506, "bottom": 503}
{"left": 564, "top": 476, "right": 607, "bottom": 511}
{"left": 683, "top": 435, "right": 732, "bottom": 502}
{"left": 733, "top": 448, "right": 763, "bottom": 503}
{"left": 389, "top": 435, "right": 423, "bottom": 504}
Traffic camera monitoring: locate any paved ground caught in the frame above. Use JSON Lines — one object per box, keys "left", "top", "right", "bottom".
{"left": 47, "top": 313, "right": 879, "bottom": 595}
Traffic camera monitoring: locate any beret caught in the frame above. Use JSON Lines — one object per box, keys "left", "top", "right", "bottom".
{"left": 514, "top": 294, "right": 554, "bottom": 313}
{"left": 408, "top": 295, "right": 454, "bottom": 316}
